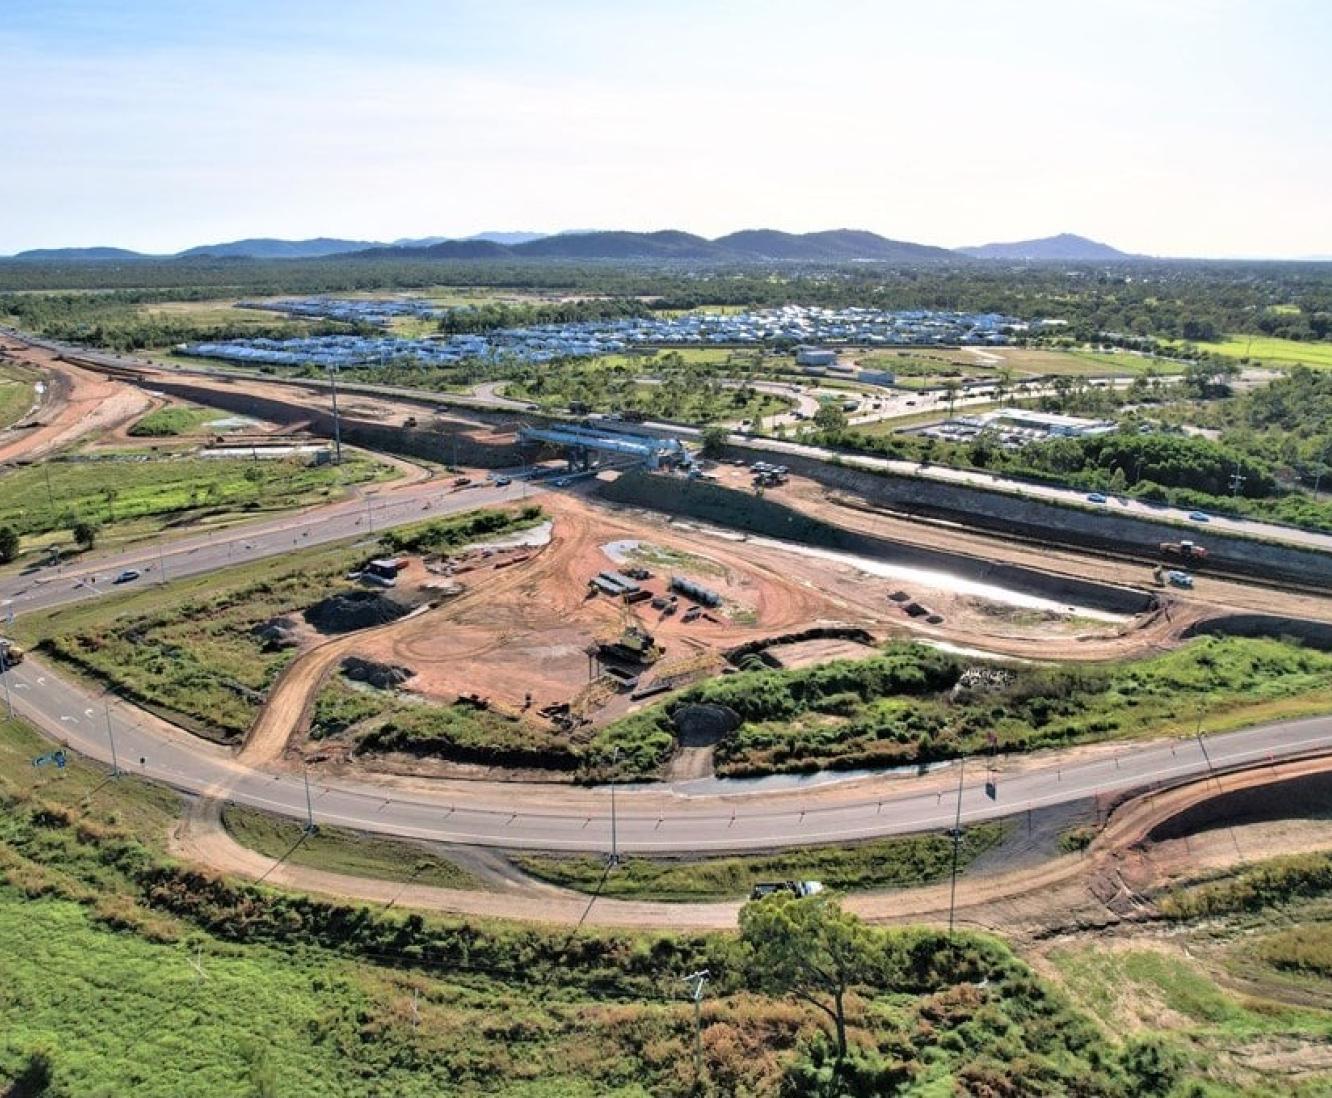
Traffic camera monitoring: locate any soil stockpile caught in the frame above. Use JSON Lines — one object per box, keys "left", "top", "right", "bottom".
{"left": 304, "top": 591, "right": 412, "bottom": 634}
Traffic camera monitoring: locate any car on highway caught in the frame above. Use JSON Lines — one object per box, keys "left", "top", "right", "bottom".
{"left": 553, "top": 477, "right": 570, "bottom": 487}
{"left": 1189, "top": 511, "right": 1211, "bottom": 523}
{"left": 113, "top": 569, "right": 141, "bottom": 584}
{"left": 1086, "top": 493, "right": 1108, "bottom": 504}
{"left": 493, "top": 476, "right": 511, "bottom": 486}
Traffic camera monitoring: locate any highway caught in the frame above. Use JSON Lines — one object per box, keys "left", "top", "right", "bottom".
{"left": 0, "top": 477, "right": 545, "bottom": 617}
{"left": 4, "top": 644, "right": 1330, "bottom": 853}
{"left": 11, "top": 327, "right": 1332, "bottom": 557}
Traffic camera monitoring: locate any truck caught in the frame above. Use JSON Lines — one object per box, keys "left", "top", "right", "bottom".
{"left": 1160, "top": 539, "right": 1208, "bottom": 563}
{"left": 0, "top": 638, "right": 24, "bottom": 667}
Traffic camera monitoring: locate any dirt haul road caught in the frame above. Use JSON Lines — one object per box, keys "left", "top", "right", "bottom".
{"left": 0, "top": 337, "right": 151, "bottom": 463}
{"left": 169, "top": 754, "right": 1332, "bottom": 932}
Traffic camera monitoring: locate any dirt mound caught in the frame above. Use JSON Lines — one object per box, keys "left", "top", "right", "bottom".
{"left": 671, "top": 703, "right": 741, "bottom": 746}
{"left": 341, "top": 656, "right": 414, "bottom": 689}
{"left": 304, "top": 591, "right": 412, "bottom": 634}
{"left": 251, "top": 616, "right": 300, "bottom": 650}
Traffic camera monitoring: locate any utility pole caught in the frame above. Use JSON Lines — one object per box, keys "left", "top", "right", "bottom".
{"left": 947, "top": 754, "right": 966, "bottom": 937}
{"left": 104, "top": 698, "right": 120, "bottom": 777}
{"left": 303, "top": 765, "right": 317, "bottom": 834}
{"left": 0, "top": 644, "right": 13, "bottom": 720}
{"left": 682, "top": 970, "right": 709, "bottom": 1086}
{"left": 327, "top": 366, "right": 344, "bottom": 466}
{"left": 1229, "top": 462, "right": 1246, "bottom": 502}
{"left": 608, "top": 746, "right": 622, "bottom": 868}
{"left": 1194, "top": 702, "right": 1219, "bottom": 790}
{"left": 157, "top": 536, "right": 168, "bottom": 585}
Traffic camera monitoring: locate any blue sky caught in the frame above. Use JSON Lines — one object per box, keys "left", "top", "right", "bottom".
{"left": 3, "top": 0, "right": 1330, "bottom": 256}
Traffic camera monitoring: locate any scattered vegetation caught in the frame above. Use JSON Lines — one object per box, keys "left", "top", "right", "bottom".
{"left": 513, "top": 824, "right": 1004, "bottom": 901}
{"left": 0, "top": 360, "right": 37, "bottom": 430}
{"left": 0, "top": 451, "right": 385, "bottom": 546}
{"left": 599, "top": 637, "right": 1332, "bottom": 778}
{"left": 127, "top": 405, "right": 233, "bottom": 436}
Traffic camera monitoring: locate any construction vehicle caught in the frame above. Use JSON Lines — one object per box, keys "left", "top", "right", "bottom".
{"left": 1160, "top": 539, "right": 1208, "bottom": 563}
{"left": 0, "top": 638, "right": 26, "bottom": 667}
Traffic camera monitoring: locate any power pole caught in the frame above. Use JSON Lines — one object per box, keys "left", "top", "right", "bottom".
{"left": 327, "top": 366, "right": 344, "bottom": 465}
{"left": 683, "top": 970, "right": 709, "bottom": 1086}
{"left": 104, "top": 698, "right": 120, "bottom": 777}
{"left": 0, "top": 644, "right": 13, "bottom": 720}
{"left": 1194, "top": 702, "right": 1219, "bottom": 790}
{"left": 303, "top": 765, "right": 317, "bottom": 834}
{"left": 1229, "top": 462, "right": 1246, "bottom": 501}
{"left": 608, "top": 746, "right": 621, "bottom": 868}
{"left": 947, "top": 754, "right": 966, "bottom": 937}
{"left": 157, "top": 536, "right": 168, "bottom": 585}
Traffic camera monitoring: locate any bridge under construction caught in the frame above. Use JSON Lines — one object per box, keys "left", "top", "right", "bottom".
{"left": 518, "top": 423, "right": 693, "bottom": 471}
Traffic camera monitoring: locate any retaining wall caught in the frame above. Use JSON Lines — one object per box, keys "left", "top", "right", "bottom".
{"left": 599, "top": 472, "right": 1155, "bottom": 615}
{"left": 721, "top": 444, "right": 1332, "bottom": 589}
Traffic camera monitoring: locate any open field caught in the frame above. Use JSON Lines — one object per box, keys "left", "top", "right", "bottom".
{"left": 0, "top": 448, "right": 387, "bottom": 550}
{"left": 0, "top": 360, "right": 38, "bottom": 430}
{"left": 0, "top": 715, "right": 1180, "bottom": 1098}
{"left": 513, "top": 823, "right": 1005, "bottom": 901}
{"left": 858, "top": 345, "right": 1184, "bottom": 381}
{"left": 1183, "top": 335, "right": 1332, "bottom": 369}
{"left": 220, "top": 805, "right": 486, "bottom": 890}
{"left": 126, "top": 403, "right": 249, "bottom": 436}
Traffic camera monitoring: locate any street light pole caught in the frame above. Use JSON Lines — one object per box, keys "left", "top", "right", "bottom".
{"left": 303, "top": 765, "right": 317, "bottom": 834}
{"left": 104, "top": 699, "right": 120, "bottom": 777}
{"left": 327, "top": 366, "right": 344, "bottom": 466}
{"left": 947, "top": 754, "right": 966, "bottom": 937}
{"left": 608, "top": 746, "right": 622, "bottom": 867}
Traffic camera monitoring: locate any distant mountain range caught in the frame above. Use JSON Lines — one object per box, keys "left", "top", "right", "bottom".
{"left": 6, "top": 229, "right": 1142, "bottom": 263}
{"left": 956, "top": 232, "right": 1132, "bottom": 261}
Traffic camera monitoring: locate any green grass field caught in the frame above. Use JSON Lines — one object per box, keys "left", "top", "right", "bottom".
{"left": 0, "top": 449, "right": 386, "bottom": 551}
{"left": 0, "top": 361, "right": 38, "bottom": 430}
{"left": 221, "top": 805, "right": 486, "bottom": 890}
{"left": 513, "top": 823, "right": 1004, "bottom": 901}
{"left": 1184, "top": 335, "right": 1332, "bottom": 369}
{"left": 126, "top": 404, "right": 246, "bottom": 436}
{"left": 4, "top": 712, "right": 1177, "bottom": 1098}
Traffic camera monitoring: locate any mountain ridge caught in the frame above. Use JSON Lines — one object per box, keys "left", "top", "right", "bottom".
{"left": 957, "top": 232, "right": 1134, "bottom": 261}
{"left": 7, "top": 229, "right": 1141, "bottom": 263}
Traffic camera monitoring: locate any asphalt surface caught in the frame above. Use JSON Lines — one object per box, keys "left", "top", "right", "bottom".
{"left": 0, "top": 478, "right": 544, "bottom": 617}
{"left": 4, "top": 646, "right": 1329, "bottom": 853}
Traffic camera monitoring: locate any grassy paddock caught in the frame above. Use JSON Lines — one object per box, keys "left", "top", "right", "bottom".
{"left": 221, "top": 805, "right": 485, "bottom": 890}
{"left": 0, "top": 449, "right": 387, "bottom": 548}
{"left": 513, "top": 823, "right": 1005, "bottom": 901}
{"left": 1182, "top": 335, "right": 1332, "bottom": 369}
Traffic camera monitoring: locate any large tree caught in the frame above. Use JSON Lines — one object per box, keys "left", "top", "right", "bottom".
{"left": 739, "top": 893, "right": 874, "bottom": 1062}
{"left": 0, "top": 525, "right": 18, "bottom": 564}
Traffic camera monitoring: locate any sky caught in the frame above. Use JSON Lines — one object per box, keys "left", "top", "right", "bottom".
{"left": 2, "top": 0, "right": 1330, "bottom": 258}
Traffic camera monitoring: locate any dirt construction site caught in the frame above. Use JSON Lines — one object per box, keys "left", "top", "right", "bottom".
{"left": 243, "top": 475, "right": 1332, "bottom": 779}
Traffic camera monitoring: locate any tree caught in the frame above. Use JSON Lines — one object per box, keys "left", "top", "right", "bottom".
{"left": 700, "top": 424, "right": 729, "bottom": 458}
{"left": 740, "top": 893, "right": 874, "bottom": 1063}
{"left": 72, "top": 520, "right": 99, "bottom": 550}
{"left": 942, "top": 380, "right": 962, "bottom": 418}
{"left": 0, "top": 525, "right": 18, "bottom": 564}
{"left": 813, "top": 401, "right": 848, "bottom": 434}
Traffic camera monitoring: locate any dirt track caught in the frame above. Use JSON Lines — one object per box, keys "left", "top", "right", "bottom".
{"left": 170, "top": 754, "right": 1332, "bottom": 931}
{"left": 0, "top": 338, "right": 150, "bottom": 463}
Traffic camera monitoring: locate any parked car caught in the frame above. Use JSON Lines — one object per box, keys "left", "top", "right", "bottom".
{"left": 113, "top": 569, "right": 141, "bottom": 584}
{"left": 749, "top": 880, "right": 825, "bottom": 901}
{"left": 1188, "top": 511, "right": 1211, "bottom": 523}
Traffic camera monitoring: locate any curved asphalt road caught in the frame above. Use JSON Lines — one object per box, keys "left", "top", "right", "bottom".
{"left": 4, "top": 644, "right": 1329, "bottom": 853}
